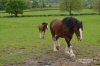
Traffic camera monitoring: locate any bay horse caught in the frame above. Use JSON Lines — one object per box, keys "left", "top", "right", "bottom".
{"left": 50, "top": 17, "right": 83, "bottom": 58}
{"left": 39, "top": 22, "right": 48, "bottom": 39}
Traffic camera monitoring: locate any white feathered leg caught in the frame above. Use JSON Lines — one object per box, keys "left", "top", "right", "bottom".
{"left": 53, "top": 41, "right": 58, "bottom": 51}
{"left": 40, "top": 32, "right": 42, "bottom": 38}
{"left": 53, "top": 37, "right": 60, "bottom": 51}
{"left": 69, "top": 46, "right": 75, "bottom": 58}
{"left": 65, "top": 46, "right": 75, "bottom": 58}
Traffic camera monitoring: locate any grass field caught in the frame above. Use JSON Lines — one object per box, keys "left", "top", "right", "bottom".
{"left": 0, "top": 10, "right": 100, "bottom": 65}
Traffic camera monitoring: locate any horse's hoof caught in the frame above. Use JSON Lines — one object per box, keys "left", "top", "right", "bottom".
{"left": 53, "top": 50, "right": 58, "bottom": 52}
{"left": 70, "top": 55, "right": 76, "bottom": 61}
{"left": 53, "top": 49, "right": 58, "bottom": 52}
{"left": 70, "top": 54, "right": 76, "bottom": 59}
{"left": 56, "top": 46, "right": 60, "bottom": 50}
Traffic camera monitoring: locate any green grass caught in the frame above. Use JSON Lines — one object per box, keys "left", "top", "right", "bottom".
{"left": 0, "top": 12, "right": 100, "bottom": 64}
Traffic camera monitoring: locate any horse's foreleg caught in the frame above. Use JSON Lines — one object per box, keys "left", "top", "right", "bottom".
{"left": 65, "top": 45, "right": 70, "bottom": 55}
{"left": 65, "top": 39, "right": 75, "bottom": 58}
{"left": 69, "top": 46, "right": 75, "bottom": 58}
{"left": 40, "top": 32, "right": 42, "bottom": 38}
{"left": 40, "top": 31, "right": 45, "bottom": 39}
{"left": 65, "top": 46, "right": 75, "bottom": 58}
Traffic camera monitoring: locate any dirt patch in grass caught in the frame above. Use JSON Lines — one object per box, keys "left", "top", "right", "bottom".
{"left": 2, "top": 44, "right": 100, "bottom": 66}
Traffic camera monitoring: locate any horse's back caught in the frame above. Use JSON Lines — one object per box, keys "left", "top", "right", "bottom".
{"left": 50, "top": 19, "right": 62, "bottom": 28}
{"left": 50, "top": 19, "right": 64, "bottom": 37}
{"left": 39, "top": 24, "right": 43, "bottom": 32}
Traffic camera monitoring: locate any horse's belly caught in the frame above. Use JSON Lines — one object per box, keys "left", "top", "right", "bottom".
{"left": 54, "top": 29, "right": 65, "bottom": 38}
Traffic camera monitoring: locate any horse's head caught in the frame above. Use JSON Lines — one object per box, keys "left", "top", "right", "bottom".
{"left": 42, "top": 22, "right": 48, "bottom": 30}
{"left": 74, "top": 21, "right": 83, "bottom": 41}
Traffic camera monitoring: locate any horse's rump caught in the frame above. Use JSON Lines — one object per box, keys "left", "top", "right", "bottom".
{"left": 50, "top": 19, "right": 65, "bottom": 37}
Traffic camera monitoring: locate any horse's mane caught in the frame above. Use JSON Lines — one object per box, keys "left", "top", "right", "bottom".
{"left": 63, "top": 17, "right": 82, "bottom": 28}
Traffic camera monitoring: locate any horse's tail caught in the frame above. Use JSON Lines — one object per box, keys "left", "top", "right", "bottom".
{"left": 50, "top": 19, "right": 57, "bottom": 30}
{"left": 50, "top": 19, "right": 59, "bottom": 38}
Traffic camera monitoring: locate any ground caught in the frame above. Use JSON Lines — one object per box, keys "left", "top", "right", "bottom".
{"left": 2, "top": 44, "right": 100, "bottom": 66}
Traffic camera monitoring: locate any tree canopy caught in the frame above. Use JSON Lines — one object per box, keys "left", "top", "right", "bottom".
{"left": 0, "top": 0, "right": 8, "bottom": 10}
{"left": 94, "top": 0, "right": 100, "bottom": 14}
{"left": 5, "top": 0, "right": 27, "bottom": 17}
{"left": 60, "top": 0, "right": 83, "bottom": 16}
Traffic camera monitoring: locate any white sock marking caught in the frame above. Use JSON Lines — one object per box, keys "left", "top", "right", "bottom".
{"left": 40, "top": 32, "right": 42, "bottom": 38}
{"left": 53, "top": 40, "right": 58, "bottom": 51}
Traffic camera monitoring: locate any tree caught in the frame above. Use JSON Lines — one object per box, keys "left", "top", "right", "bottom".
{"left": 94, "top": 0, "right": 100, "bottom": 14}
{"left": 32, "top": 0, "right": 39, "bottom": 8}
{"left": 0, "top": 0, "right": 8, "bottom": 10}
{"left": 40, "top": 0, "right": 46, "bottom": 9}
{"left": 60, "top": 0, "right": 83, "bottom": 16}
{"left": 5, "top": 0, "right": 27, "bottom": 17}
{"left": 84, "top": 0, "right": 95, "bottom": 8}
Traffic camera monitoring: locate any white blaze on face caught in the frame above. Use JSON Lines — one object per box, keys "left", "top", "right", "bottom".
{"left": 47, "top": 25, "right": 48, "bottom": 29}
{"left": 79, "top": 28, "right": 82, "bottom": 40}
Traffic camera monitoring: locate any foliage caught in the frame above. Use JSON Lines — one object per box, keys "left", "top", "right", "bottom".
{"left": 84, "top": 0, "right": 95, "bottom": 8}
{"left": 94, "top": 0, "right": 100, "bottom": 14}
{"left": 32, "top": 0, "right": 39, "bottom": 8}
{"left": 5, "top": 0, "right": 27, "bottom": 17}
{"left": 60, "top": 0, "right": 83, "bottom": 16}
{"left": 0, "top": 0, "right": 8, "bottom": 10}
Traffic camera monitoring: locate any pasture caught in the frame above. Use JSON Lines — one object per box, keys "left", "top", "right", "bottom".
{"left": 0, "top": 10, "right": 100, "bottom": 66}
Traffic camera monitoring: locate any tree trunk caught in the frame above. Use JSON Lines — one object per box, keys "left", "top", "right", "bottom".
{"left": 99, "top": 12, "right": 100, "bottom": 15}
{"left": 69, "top": 3, "right": 72, "bottom": 16}
{"left": 15, "top": 11, "right": 18, "bottom": 17}
{"left": 69, "top": 9, "right": 72, "bottom": 16}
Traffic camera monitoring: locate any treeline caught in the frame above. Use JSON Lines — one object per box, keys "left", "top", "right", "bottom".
{"left": 0, "top": 0, "right": 100, "bottom": 17}
{"left": 60, "top": 0, "right": 100, "bottom": 15}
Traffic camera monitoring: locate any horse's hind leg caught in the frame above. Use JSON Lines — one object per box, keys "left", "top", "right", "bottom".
{"left": 53, "top": 35, "right": 60, "bottom": 51}
{"left": 42, "top": 31, "right": 45, "bottom": 39}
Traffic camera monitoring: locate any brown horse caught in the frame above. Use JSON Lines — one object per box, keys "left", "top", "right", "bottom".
{"left": 39, "top": 22, "right": 48, "bottom": 39}
{"left": 50, "top": 17, "right": 83, "bottom": 58}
